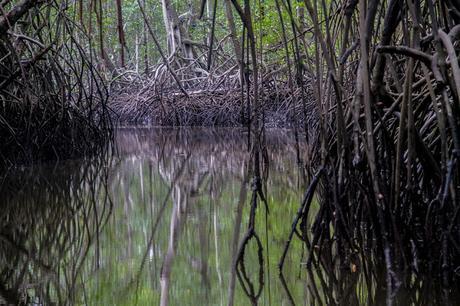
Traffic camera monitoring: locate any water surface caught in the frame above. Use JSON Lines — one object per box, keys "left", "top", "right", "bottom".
{"left": 0, "top": 128, "right": 313, "bottom": 305}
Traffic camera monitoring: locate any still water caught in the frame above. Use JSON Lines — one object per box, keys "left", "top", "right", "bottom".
{"left": 0, "top": 128, "right": 315, "bottom": 305}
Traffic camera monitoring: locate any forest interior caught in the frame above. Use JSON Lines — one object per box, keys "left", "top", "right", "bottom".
{"left": 0, "top": 0, "right": 460, "bottom": 304}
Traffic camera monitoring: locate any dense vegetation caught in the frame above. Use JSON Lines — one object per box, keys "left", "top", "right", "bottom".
{"left": 0, "top": 0, "right": 113, "bottom": 166}
{"left": 0, "top": 0, "right": 459, "bottom": 304}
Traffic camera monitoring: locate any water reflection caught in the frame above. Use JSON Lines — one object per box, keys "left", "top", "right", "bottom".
{"left": 108, "top": 128, "right": 307, "bottom": 305}
{"left": 0, "top": 157, "right": 112, "bottom": 305}
{"left": 1, "top": 128, "right": 454, "bottom": 305}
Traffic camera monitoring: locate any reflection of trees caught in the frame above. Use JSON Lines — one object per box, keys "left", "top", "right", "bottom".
{"left": 116, "top": 128, "right": 306, "bottom": 188}
{"left": 0, "top": 157, "right": 112, "bottom": 305}
{"left": 227, "top": 173, "right": 248, "bottom": 306}
{"left": 117, "top": 129, "right": 245, "bottom": 305}
{"left": 114, "top": 128, "right": 306, "bottom": 305}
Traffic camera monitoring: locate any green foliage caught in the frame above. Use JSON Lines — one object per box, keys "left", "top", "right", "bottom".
{"left": 69, "top": 0, "right": 320, "bottom": 71}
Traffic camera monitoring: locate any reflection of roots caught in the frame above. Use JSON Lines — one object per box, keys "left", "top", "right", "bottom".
{"left": 236, "top": 172, "right": 268, "bottom": 305}
{"left": 236, "top": 223, "right": 264, "bottom": 305}
{"left": 279, "top": 167, "right": 324, "bottom": 272}
{"left": 0, "top": 156, "right": 112, "bottom": 305}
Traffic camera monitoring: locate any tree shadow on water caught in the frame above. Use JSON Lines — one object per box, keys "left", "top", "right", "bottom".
{"left": 0, "top": 155, "right": 113, "bottom": 305}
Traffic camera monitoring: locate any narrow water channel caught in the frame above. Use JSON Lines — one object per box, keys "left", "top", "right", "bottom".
{"left": 0, "top": 128, "right": 313, "bottom": 305}
{"left": 1, "top": 128, "right": 454, "bottom": 305}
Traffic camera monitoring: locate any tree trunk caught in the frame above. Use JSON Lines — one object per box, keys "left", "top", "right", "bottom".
{"left": 116, "top": 0, "right": 126, "bottom": 67}
{"left": 79, "top": 0, "right": 84, "bottom": 31}
{"left": 161, "top": 0, "right": 194, "bottom": 60}
{"left": 224, "top": 0, "right": 243, "bottom": 76}
{"left": 95, "top": 0, "right": 116, "bottom": 73}
{"left": 143, "top": 0, "right": 149, "bottom": 74}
